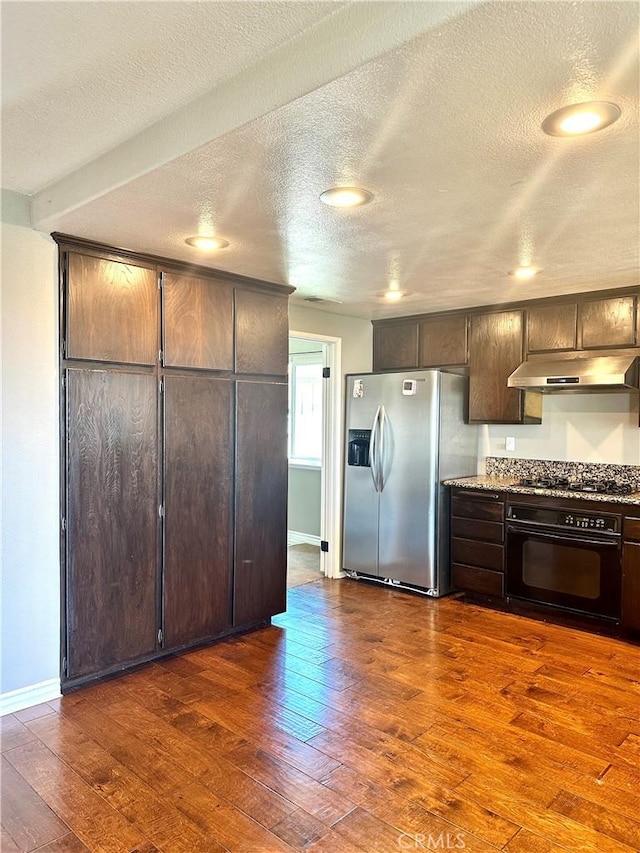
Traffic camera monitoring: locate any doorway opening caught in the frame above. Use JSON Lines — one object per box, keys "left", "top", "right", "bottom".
{"left": 287, "top": 331, "right": 341, "bottom": 586}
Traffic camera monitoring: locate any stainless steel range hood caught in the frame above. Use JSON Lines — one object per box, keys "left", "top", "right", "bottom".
{"left": 507, "top": 355, "right": 639, "bottom": 393}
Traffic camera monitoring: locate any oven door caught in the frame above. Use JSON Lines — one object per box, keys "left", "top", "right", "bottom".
{"left": 506, "top": 523, "right": 621, "bottom": 620}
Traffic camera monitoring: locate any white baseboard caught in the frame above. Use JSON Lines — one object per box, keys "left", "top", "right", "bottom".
{"left": 288, "top": 530, "right": 321, "bottom": 547}
{"left": 0, "top": 678, "right": 61, "bottom": 717}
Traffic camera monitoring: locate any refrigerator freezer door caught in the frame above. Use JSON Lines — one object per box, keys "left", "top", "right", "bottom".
{"left": 343, "top": 377, "right": 382, "bottom": 576}
{"left": 378, "top": 371, "right": 439, "bottom": 588}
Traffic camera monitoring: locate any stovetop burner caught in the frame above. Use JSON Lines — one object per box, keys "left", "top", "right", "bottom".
{"left": 517, "top": 477, "right": 568, "bottom": 489}
{"left": 515, "top": 477, "right": 636, "bottom": 495}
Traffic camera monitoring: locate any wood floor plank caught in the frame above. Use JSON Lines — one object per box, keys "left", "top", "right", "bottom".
{"left": 509, "top": 709, "right": 637, "bottom": 773}
{"left": 548, "top": 788, "right": 640, "bottom": 850}
{"left": 1, "top": 716, "right": 38, "bottom": 753}
{"left": 3, "top": 740, "right": 145, "bottom": 853}
{"left": 55, "top": 697, "right": 196, "bottom": 795}
{"left": 22, "top": 714, "right": 217, "bottom": 853}
{"left": 270, "top": 808, "right": 333, "bottom": 850}
{"left": 0, "top": 757, "right": 69, "bottom": 853}
{"left": 505, "top": 827, "right": 578, "bottom": 852}
{"left": 306, "top": 728, "right": 466, "bottom": 796}
{"left": 455, "top": 774, "right": 637, "bottom": 853}
{"left": 423, "top": 715, "right": 606, "bottom": 793}
{"left": 190, "top": 695, "right": 341, "bottom": 781}
{"left": 1, "top": 827, "right": 21, "bottom": 853}
{"left": 252, "top": 633, "right": 335, "bottom": 667}
{"left": 3, "top": 582, "right": 638, "bottom": 853}
{"left": 222, "top": 741, "right": 355, "bottom": 826}
{"left": 29, "top": 833, "right": 91, "bottom": 852}
{"left": 358, "top": 784, "right": 517, "bottom": 851}
{"left": 170, "top": 781, "right": 295, "bottom": 853}
{"left": 13, "top": 704, "right": 58, "bottom": 725}
{"left": 548, "top": 765, "right": 640, "bottom": 822}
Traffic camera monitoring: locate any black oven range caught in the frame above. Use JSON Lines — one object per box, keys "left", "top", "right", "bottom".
{"left": 505, "top": 497, "right": 623, "bottom": 621}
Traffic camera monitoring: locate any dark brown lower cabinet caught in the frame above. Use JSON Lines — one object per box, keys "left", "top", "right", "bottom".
{"left": 622, "top": 516, "right": 640, "bottom": 630}
{"left": 163, "top": 375, "right": 233, "bottom": 647}
{"left": 66, "top": 369, "right": 159, "bottom": 679}
{"left": 234, "top": 380, "right": 288, "bottom": 626}
{"left": 450, "top": 488, "right": 505, "bottom": 598}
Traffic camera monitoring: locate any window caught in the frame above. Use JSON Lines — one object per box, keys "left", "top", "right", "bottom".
{"left": 288, "top": 352, "right": 323, "bottom": 467}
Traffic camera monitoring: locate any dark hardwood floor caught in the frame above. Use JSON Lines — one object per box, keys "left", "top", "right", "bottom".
{"left": 2, "top": 578, "right": 640, "bottom": 852}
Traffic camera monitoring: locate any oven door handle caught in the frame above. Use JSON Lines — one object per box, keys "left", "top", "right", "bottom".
{"left": 506, "top": 524, "right": 620, "bottom": 548}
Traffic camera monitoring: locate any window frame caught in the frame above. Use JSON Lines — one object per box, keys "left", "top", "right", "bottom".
{"left": 288, "top": 350, "right": 324, "bottom": 468}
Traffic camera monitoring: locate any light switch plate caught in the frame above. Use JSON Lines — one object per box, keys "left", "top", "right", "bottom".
{"left": 505, "top": 436, "right": 516, "bottom": 452}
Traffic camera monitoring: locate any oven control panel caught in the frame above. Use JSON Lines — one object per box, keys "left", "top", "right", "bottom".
{"left": 507, "top": 504, "right": 620, "bottom": 534}
{"left": 560, "top": 513, "right": 617, "bottom": 532}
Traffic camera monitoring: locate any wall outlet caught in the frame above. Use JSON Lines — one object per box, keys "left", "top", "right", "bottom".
{"left": 505, "top": 436, "right": 516, "bottom": 452}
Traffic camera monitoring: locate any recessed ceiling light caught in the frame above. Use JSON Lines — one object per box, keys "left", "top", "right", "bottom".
{"left": 320, "top": 187, "right": 373, "bottom": 208}
{"left": 185, "top": 235, "right": 229, "bottom": 250}
{"left": 542, "top": 102, "right": 621, "bottom": 137}
{"left": 378, "top": 289, "right": 406, "bottom": 301}
{"left": 509, "top": 267, "right": 540, "bottom": 279}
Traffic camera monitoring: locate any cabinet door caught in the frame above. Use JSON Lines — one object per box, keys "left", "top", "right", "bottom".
{"left": 66, "top": 252, "right": 157, "bottom": 364}
{"left": 373, "top": 322, "right": 419, "bottom": 371}
{"left": 234, "top": 381, "right": 287, "bottom": 625}
{"left": 66, "top": 369, "right": 158, "bottom": 679}
{"left": 622, "top": 541, "right": 640, "bottom": 630}
{"left": 580, "top": 296, "right": 636, "bottom": 349}
{"left": 162, "top": 271, "right": 233, "bottom": 370}
{"left": 236, "top": 290, "right": 288, "bottom": 375}
{"left": 527, "top": 303, "right": 577, "bottom": 352}
{"left": 163, "top": 376, "right": 233, "bottom": 647}
{"left": 419, "top": 315, "right": 468, "bottom": 366}
{"left": 469, "top": 310, "right": 540, "bottom": 423}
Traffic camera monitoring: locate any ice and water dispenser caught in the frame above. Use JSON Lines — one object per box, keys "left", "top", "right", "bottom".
{"left": 347, "top": 429, "right": 371, "bottom": 467}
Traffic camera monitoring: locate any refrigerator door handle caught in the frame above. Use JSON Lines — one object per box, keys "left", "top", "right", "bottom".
{"left": 370, "top": 406, "right": 381, "bottom": 492}
{"left": 378, "top": 405, "right": 387, "bottom": 492}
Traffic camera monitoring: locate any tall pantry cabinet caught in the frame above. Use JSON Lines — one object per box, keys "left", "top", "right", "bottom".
{"left": 57, "top": 235, "right": 291, "bottom": 689}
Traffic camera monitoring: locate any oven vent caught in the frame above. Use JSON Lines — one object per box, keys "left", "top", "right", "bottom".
{"left": 507, "top": 355, "right": 639, "bottom": 393}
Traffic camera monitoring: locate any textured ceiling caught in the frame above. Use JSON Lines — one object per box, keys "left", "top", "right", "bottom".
{"left": 1, "top": 1, "right": 346, "bottom": 193}
{"left": 2, "top": 1, "right": 639, "bottom": 319}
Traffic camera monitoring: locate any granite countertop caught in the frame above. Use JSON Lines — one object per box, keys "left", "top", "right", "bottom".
{"left": 443, "top": 475, "right": 640, "bottom": 507}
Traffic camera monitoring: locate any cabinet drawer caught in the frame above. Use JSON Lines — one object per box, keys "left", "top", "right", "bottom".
{"left": 452, "top": 564, "right": 504, "bottom": 597}
{"left": 451, "top": 517, "right": 504, "bottom": 543}
{"left": 451, "top": 537, "right": 504, "bottom": 571}
{"left": 623, "top": 516, "right": 640, "bottom": 541}
{"left": 451, "top": 494, "right": 504, "bottom": 521}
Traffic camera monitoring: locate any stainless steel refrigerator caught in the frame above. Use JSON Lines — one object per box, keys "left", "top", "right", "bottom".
{"left": 343, "top": 370, "right": 477, "bottom": 596}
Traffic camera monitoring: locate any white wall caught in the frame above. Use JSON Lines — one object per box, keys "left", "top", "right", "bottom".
{"left": 481, "top": 392, "right": 640, "bottom": 467}
{"left": 1, "top": 192, "right": 60, "bottom": 704}
{"left": 289, "top": 305, "right": 372, "bottom": 377}
{"left": 288, "top": 466, "right": 321, "bottom": 537}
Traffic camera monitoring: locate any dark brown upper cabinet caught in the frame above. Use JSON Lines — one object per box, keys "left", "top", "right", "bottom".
{"left": 419, "top": 315, "right": 468, "bottom": 367}
{"left": 66, "top": 252, "right": 157, "bottom": 365}
{"left": 579, "top": 296, "right": 637, "bottom": 349}
{"left": 163, "top": 375, "right": 233, "bottom": 648}
{"left": 234, "top": 380, "right": 288, "bottom": 626}
{"left": 235, "top": 290, "right": 288, "bottom": 375}
{"left": 469, "top": 310, "right": 541, "bottom": 424}
{"left": 373, "top": 321, "right": 419, "bottom": 371}
{"left": 527, "top": 302, "right": 577, "bottom": 352}
{"left": 162, "top": 271, "right": 233, "bottom": 370}
{"left": 65, "top": 368, "right": 159, "bottom": 679}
